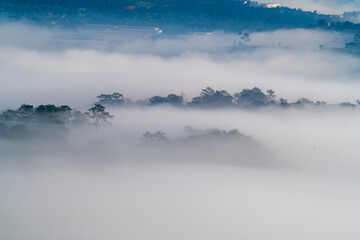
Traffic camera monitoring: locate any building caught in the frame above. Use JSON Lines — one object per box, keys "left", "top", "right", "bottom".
{"left": 266, "top": 3, "right": 280, "bottom": 8}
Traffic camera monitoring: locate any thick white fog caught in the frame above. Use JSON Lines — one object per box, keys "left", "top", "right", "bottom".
{"left": 0, "top": 24, "right": 359, "bottom": 109}
{"left": 1, "top": 23, "right": 360, "bottom": 240}
{"left": 1, "top": 107, "right": 360, "bottom": 240}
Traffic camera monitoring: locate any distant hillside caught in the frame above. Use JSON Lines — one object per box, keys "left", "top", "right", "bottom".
{"left": 0, "top": 0, "right": 338, "bottom": 32}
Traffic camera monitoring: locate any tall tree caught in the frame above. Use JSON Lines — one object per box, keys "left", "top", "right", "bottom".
{"left": 86, "top": 104, "right": 113, "bottom": 127}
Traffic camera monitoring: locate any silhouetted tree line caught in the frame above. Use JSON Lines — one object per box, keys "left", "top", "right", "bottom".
{"left": 0, "top": 103, "right": 112, "bottom": 138}
{"left": 97, "top": 87, "right": 360, "bottom": 109}
{"left": 1, "top": 87, "right": 359, "bottom": 139}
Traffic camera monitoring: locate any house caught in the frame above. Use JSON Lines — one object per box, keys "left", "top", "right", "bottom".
{"left": 266, "top": 3, "right": 280, "bottom": 8}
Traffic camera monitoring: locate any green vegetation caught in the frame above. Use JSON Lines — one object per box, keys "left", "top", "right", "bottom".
{"left": 99, "top": 87, "right": 360, "bottom": 108}
{"left": 1, "top": 86, "right": 358, "bottom": 140}
{"left": 0, "top": 103, "right": 112, "bottom": 139}
{"left": 1, "top": 0, "right": 335, "bottom": 32}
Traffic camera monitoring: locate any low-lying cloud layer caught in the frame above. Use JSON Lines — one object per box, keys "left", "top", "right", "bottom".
{"left": 0, "top": 23, "right": 359, "bottom": 109}
{"left": 1, "top": 106, "right": 360, "bottom": 240}
{"left": 1, "top": 22, "right": 360, "bottom": 240}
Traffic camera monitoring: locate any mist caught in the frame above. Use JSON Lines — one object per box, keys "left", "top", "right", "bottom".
{"left": 1, "top": 21, "right": 360, "bottom": 240}
{"left": 0, "top": 23, "right": 359, "bottom": 109}
{"left": 1, "top": 106, "right": 360, "bottom": 240}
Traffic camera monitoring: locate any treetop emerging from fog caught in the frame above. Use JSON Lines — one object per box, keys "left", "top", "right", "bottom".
{"left": 95, "top": 87, "right": 360, "bottom": 109}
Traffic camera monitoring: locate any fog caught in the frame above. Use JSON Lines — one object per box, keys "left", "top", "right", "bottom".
{"left": 1, "top": 107, "right": 360, "bottom": 240}
{"left": 1, "top": 22, "right": 360, "bottom": 240}
{"left": 0, "top": 23, "right": 359, "bottom": 109}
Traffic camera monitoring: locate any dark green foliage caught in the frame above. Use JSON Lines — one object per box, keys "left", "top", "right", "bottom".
{"left": 234, "top": 87, "right": 272, "bottom": 107}
{"left": 97, "top": 92, "right": 125, "bottom": 106}
{"left": 35, "top": 104, "right": 71, "bottom": 113}
{"left": 0, "top": 104, "right": 73, "bottom": 124}
{"left": 149, "top": 93, "right": 183, "bottom": 106}
{"left": 2, "top": 0, "right": 332, "bottom": 32}
{"left": 191, "top": 87, "right": 233, "bottom": 107}
{"left": 279, "top": 98, "right": 289, "bottom": 107}
{"left": 86, "top": 103, "right": 113, "bottom": 126}
{"left": 294, "top": 98, "right": 314, "bottom": 105}
{"left": 0, "top": 109, "right": 19, "bottom": 122}
{"left": 15, "top": 104, "right": 35, "bottom": 121}
{"left": 96, "top": 87, "right": 359, "bottom": 109}
{"left": 267, "top": 89, "right": 276, "bottom": 103}
{"left": 94, "top": 87, "right": 359, "bottom": 109}
{"left": 35, "top": 104, "right": 72, "bottom": 124}
{"left": 0, "top": 103, "right": 110, "bottom": 139}
{"left": 18, "top": 104, "right": 34, "bottom": 112}
{"left": 327, "top": 21, "right": 360, "bottom": 32}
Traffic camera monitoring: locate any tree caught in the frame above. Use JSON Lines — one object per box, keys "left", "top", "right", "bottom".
{"left": 35, "top": 104, "right": 72, "bottom": 124}
{"left": 315, "top": 101, "right": 327, "bottom": 106}
{"left": 295, "top": 98, "right": 314, "bottom": 106}
{"left": 86, "top": 104, "right": 113, "bottom": 127}
{"left": 97, "top": 92, "right": 125, "bottom": 105}
{"left": 267, "top": 89, "right": 276, "bottom": 99}
{"left": 18, "top": 104, "right": 34, "bottom": 113}
{"left": 149, "top": 96, "right": 166, "bottom": 105}
{"left": 141, "top": 131, "right": 168, "bottom": 143}
{"left": 279, "top": 98, "right": 288, "bottom": 107}
{"left": 149, "top": 94, "right": 183, "bottom": 106}
{"left": 190, "top": 87, "right": 233, "bottom": 107}
{"left": 166, "top": 94, "right": 184, "bottom": 105}
{"left": 237, "top": 32, "right": 250, "bottom": 45}
{"left": 234, "top": 87, "right": 269, "bottom": 107}
{"left": 70, "top": 110, "right": 90, "bottom": 125}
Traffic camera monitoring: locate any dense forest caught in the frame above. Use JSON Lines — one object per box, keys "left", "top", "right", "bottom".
{"left": 0, "top": 0, "right": 337, "bottom": 32}
{"left": 0, "top": 103, "right": 112, "bottom": 139}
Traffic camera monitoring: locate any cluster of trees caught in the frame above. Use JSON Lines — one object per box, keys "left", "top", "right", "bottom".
{"left": 141, "top": 128, "right": 248, "bottom": 145}
{"left": 97, "top": 93, "right": 126, "bottom": 106}
{"left": 139, "top": 127, "right": 263, "bottom": 167}
{"left": 141, "top": 131, "right": 168, "bottom": 144}
{"left": 188, "top": 87, "right": 278, "bottom": 107}
{"left": 0, "top": 103, "right": 113, "bottom": 138}
{"left": 1, "top": 86, "right": 358, "bottom": 139}
{"left": 1, "top": 0, "right": 335, "bottom": 32}
{"left": 97, "top": 87, "right": 360, "bottom": 109}
{"left": 149, "top": 94, "right": 184, "bottom": 106}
